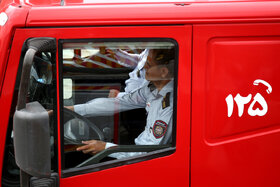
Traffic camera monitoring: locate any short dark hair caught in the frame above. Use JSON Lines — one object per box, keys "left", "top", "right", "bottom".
{"left": 151, "top": 48, "right": 175, "bottom": 76}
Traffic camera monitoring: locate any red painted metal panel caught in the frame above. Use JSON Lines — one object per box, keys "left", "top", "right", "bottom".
{"left": 0, "top": 4, "right": 28, "bottom": 94}
{"left": 25, "top": 1, "right": 280, "bottom": 27}
{"left": 16, "top": 0, "right": 280, "bottom": 7}
{"left": 0, "top": 3, "right": 28, "bottom": 180}
{"left": 11, "top": 25, "right": 192, "bottom": 187}
{"left": 192, "top": 23, "right": 280, "bottom": 187}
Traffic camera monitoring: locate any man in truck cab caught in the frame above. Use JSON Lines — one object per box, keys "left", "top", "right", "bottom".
{"left": 68, "top": 48, "right": 175, "bottom": 159}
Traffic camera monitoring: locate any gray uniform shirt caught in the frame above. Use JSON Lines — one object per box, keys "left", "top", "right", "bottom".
{"left": 74, "top": 80, "right": 173, "bottom": 159}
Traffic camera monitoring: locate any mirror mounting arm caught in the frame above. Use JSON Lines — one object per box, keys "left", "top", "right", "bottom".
{"left": 17, "top": 48, "right": 36, "bottom": 110}
{"left": 17, "top": 37, "right": 56, "bottom": 110}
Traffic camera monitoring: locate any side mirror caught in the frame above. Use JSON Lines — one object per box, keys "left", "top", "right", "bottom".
{"left": 13, "top": 102, "right": 51, "bottom": 177}
{"left": 13, "top": 38, "right": 56, "bottom": 178}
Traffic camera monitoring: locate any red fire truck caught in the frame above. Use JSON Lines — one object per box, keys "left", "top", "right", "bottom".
{"left": 1, "top": 0, "right": 280, "bottom": 186}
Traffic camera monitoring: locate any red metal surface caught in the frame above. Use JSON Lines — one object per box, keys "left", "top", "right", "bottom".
{"left": 0, "top": 2, "right": 28, "bottom": 181}
{"left": 18, "top": 0, "right": 280, "bottom": 6}
{"left": 62, "top": 0, "right": 271, "bottom": 5}
{"left": 1, "top": 0, "right": 280, "bottom": 186}
{"left": 192, "top": 23, "right": 280, "bottom": 187}
{"left": 0, "top": 4, "right": 28, "bottom": 94}
{"left": 11, "top": 25, "right": 192, "bottom": 187}
{"left": 25, "top": 1, "right": 280, "bottom": 27}
{"left": 23, "top": 0, "right": 61, "bottom": 6}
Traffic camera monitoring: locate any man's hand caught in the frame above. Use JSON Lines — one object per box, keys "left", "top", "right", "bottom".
{"left": 65, "top": 105, "right": 74, "bottom": 111}
{"left": 48, "top": 106, "right": 74, "bottom": 116}
{"left": 108, "top": 89, "right": 120, "bottom": 98}
{"left": 76, "top": 140, "right": 106, "bottom": 155}
{"left": 106, "top": 49, "right": 114, "bottom": 55}
{"left": 106, "top": 49, "right": 117, "bottom": 59}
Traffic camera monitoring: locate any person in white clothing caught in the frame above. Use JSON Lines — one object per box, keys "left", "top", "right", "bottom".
{"left": 107, "top": 48, "right": 149, "bottom": 98}
{"left": 71, "top": 48, "right": 175, "bottom": 159}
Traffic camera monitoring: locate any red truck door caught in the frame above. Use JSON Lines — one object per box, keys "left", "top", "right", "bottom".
{"left": 192, "top": 23, "right": 280, "bottom": 187}
{"left": 8, "top": 25, "right": 192, "bottom": 186}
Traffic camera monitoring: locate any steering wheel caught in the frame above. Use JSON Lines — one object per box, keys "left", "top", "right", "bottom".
{"left": 63, "top": 107, "right": 105, "bottom": 143}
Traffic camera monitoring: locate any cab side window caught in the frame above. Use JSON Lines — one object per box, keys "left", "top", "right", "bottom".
{"left": 60, "top": 40, "right": 177, "bottom": 172}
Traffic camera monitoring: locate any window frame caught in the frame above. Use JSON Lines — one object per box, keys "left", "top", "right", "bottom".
{"left": 58, "top": 38, "right": 179, "bottom": 178}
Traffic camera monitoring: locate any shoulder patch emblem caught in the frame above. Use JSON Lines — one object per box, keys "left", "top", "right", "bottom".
{"left": 162, "top": 92, "right": 171, "bottom": 109}
{"left": 153, "top": 120, "right": 168, "bottom": 139}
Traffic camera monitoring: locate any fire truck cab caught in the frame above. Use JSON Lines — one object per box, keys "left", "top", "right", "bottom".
{"left": 1, "top": 0, "right": 280, "bottom": 187}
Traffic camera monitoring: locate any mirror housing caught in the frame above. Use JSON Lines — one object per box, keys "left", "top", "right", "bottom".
{"left": 13, "top": 37, "right": 56, "bottom": 178}
{"left": 13, "top": 102, "right": 51, "bottom": 177}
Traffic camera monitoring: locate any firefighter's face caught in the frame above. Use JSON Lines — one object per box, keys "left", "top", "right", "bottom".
{"left": 144, "top": 51, "right": 169, "bottom": 81}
